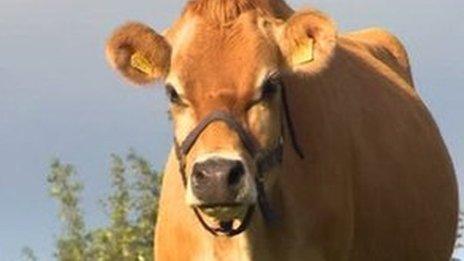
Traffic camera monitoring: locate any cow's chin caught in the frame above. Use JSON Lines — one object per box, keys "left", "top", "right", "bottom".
{"left": 197, "top": 204, "right": 250, "bottom": 222}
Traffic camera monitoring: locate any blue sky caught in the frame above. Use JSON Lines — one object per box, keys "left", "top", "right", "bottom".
{"left": 0, "top": 0, "right": 462, "bottom": 260}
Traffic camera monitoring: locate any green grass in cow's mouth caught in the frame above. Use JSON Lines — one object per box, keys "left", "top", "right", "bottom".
{"left": 198, "top": 203, "right": 249, "bottom": 221}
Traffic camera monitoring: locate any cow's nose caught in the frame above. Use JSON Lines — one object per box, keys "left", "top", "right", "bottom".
{"left": 191, "top": 158, "right": 245, "bottom": 204}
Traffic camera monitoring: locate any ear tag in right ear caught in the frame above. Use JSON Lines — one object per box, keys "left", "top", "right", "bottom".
{"left": 130, "top": 52, "right": 153, "bottom": 75}
{"left": 291, "top": 38, "right": 315, "bottom": 66}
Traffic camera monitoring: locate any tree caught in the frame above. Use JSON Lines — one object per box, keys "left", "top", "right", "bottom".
{"left": 127, "top": 151, "right": 161, "bottom": 260}
{"left": 47, "top": 152, "right": 161, "bottom": 260}
{"left": 47, "top": 160, "right": 86, "bottom": 261}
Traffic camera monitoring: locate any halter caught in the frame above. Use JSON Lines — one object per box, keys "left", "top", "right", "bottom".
{"left": 174, "top": 84, "right": 304, "bottom": 237}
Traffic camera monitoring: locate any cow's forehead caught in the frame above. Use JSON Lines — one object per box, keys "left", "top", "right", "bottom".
{"left": 166, "top": 12, "right": 279, "bottom": 106}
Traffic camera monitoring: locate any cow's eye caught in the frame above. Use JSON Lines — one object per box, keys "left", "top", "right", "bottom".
{"left": 260, "top": 77, "right": 280, "bottom": 100}
{"left": 165, "top": 84, "right": 182, "bottom": 105}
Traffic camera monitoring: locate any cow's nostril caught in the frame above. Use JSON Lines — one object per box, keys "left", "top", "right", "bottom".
{"left": 192, "top": 166, "right": 207, "bottom": 187}
{"left": 227, "top": 162, "right": 245, "bottom": 187}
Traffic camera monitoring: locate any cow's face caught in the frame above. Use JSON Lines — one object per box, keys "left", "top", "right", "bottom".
{"left": 163, "top": 14, "right": 285, "bottom": 221}
{"left": 106, "top": 9, "right": 336, "bottom": 222}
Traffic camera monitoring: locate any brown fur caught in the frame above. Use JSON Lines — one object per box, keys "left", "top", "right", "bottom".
{"left": 344, "top": 28, "right": 414, "bottom": 86}
{"left": 184, "top": 0, "right": 293, "bottom": 24}
{"left": 105, "top": 0, "right": 458, "bottom": 260}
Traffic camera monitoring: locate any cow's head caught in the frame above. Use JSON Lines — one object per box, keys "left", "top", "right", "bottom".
{"left": 106, "top": 2, "right": 336, "bottom": 230}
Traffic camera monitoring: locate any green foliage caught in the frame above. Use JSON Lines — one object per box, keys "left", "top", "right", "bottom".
{"left": 47, "top": 152, "right": 162, "bottom": 261}
{"left": 47, "top": 160, "right": 86, "bottom": 260}
{"left": 127, "top": 151, "right": 161, "bottom": 260}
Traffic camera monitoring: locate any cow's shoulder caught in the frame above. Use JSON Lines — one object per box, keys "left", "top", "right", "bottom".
{"left": 342, "top": 28, "right": 414, "bottom": 87}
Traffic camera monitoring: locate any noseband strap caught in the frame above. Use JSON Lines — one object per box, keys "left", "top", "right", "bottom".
{"left": 174, "top": 85, "right": 304, "bottom": 237}
{"left": 179, "top": 111, "right": 259, "bottom": 158}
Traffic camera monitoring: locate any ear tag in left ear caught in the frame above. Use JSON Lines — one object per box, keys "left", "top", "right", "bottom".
{"left": 292, "top": 38, "right": 315, "bottom": 66}
{"left": 130, "top": 52, "right": 153, "bottom": 75}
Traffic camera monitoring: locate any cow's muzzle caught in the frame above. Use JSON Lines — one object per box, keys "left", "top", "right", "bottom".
{"left": 174, "top": 110, "right": 283, "bottom": 236}
{"left": 190, "top": 156, "right": 255, "bottom": 222}
{"left": 192, "top": 158, "right": 246, "bottom": 204}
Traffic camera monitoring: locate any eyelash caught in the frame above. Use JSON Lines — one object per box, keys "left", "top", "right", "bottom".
{"left": 260, "top": 78, "right": 280, "bottom": 100}
{"left": 165, "top": 84, "right": 183, "bottom": 105}
{"left": 244, "top": 77, "right": 281, "bottom": 111}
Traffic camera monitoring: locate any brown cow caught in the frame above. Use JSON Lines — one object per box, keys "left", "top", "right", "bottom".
{"left": 105, "top": 0, "right": 458, "bottom": 260}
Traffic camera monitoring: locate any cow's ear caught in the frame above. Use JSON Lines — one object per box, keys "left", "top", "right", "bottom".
{"left": 105, "top": 22, "right": 171, "bottom": 85}
{"left": 276, "top": 9, "right": 337, "bottom": 75}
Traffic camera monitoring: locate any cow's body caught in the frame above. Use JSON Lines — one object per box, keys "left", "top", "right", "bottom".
{"left": 105, "top": 0, "right": 457, "bottom": 260}
{"left": 154, "top": 28, "right": 457, "bottom": 260}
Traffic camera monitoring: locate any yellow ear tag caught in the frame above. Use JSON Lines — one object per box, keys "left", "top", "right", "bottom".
{"left": 130, "top": 52, "right": 153, "bottom": 75}
{"left": 291, "top": 38, "right": 315, "bottom": 65}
